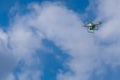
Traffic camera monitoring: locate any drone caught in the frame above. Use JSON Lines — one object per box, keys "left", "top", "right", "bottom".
{"left": 83, "top": 18, "right": 102, "bottom": 33}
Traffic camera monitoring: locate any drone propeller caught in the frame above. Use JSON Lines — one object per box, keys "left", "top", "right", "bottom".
{"left": 87, "top": 29, "right": 95, "bottom": 33}
{"left": 95, "top": 21, "right": 102, "bottom": 25}
{"left": 90, "top": 17, "right": 93, "bottom": 24}
{"left": 82, "top": 22, "right": 88, "bottom": 27}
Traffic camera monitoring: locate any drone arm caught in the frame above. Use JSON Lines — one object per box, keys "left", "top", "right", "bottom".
{"left": 95, "top": 22, "right": 102, "bottom": 25}
{"left": 83, "top": 24, "right": 89, "bottom": 27}
{"left": 83, "top": 25, "right": 87, "bottom": 27}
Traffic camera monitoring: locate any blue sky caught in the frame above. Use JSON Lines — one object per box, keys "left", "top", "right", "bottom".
{"left": 0, "top": 0, "right": 89, "bottom": 26}
{"left": 0, "top": 0, "right": 120, "bottom": 80}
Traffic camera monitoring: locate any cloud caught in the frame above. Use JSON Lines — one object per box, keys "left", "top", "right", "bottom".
{"left": 0, "top": 29, "right": 15, "bottom": 80}
{"left": 1, "top": 2, "right": 97, "bottom": 80}
{"left": 0, "top": 2, "right": 101, "bottom": 80}
{"left": 96, "top": 0, "right": 120, "bottom": 68}
{"left": 6, "top": 14, "right": 43, "bottom": 80}
{"left": 25, "top": 2, "right": 101, "bottom": 80}
{"left": 18, "top": 70, "right": 41, "bottom": 80}
{"left": 29, "top": 1, "right": 120, "bottom": 80}
{"left": 0, "top": 4, "right": 43, "bottom": 80}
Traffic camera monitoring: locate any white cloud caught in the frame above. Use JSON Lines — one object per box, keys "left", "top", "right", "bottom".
{"left": 0, "top": 2, "right": 101, "bottom": 80}
{"left": 0, "top": 29, "right": 15, "bottom": 80}
{"left": 0, "top": 5, "right": 43, "bottom": 80}
{"left": 24, "top": 3, "right": 101, "bottom": 80}
{"left": 97, "top": 0, "right": 120, "bottom": 68}
{"left": 6, "top": 73, "right": 15, "bottom": 80}
{"left": 28, "top": 1, "right": 120, "bottom": 80}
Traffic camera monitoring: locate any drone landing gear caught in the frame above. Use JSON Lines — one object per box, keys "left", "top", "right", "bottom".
{"left": 87, "top": 29, "right": 95, "bottom": 33}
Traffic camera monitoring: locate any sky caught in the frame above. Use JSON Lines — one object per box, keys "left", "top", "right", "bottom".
{"left": 0, "top": 0, "right": 120, "bottom": 80}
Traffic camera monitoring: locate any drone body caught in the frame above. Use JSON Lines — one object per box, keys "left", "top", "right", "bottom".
{"left": 83, "top": 18, "right": 102, "bottom": 33}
